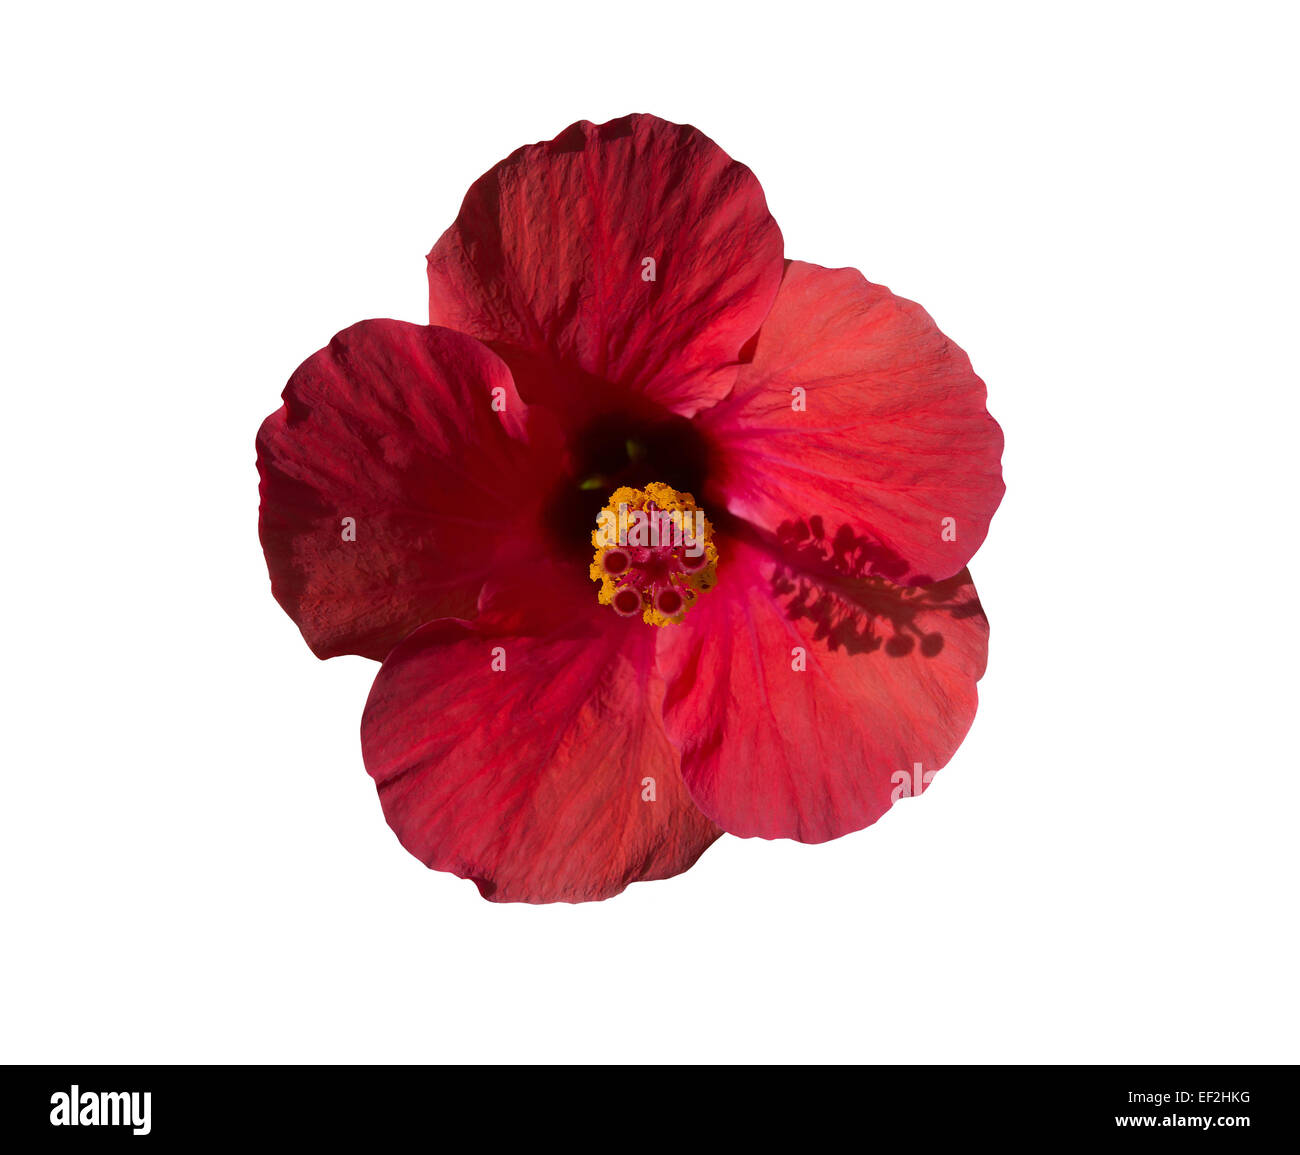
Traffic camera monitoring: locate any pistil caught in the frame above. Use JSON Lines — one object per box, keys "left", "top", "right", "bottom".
{"left": 589, "top": 482, "right": 718, "bottom": 626}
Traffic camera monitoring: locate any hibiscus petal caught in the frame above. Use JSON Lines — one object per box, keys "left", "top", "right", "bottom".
{"left": 361, "top": 590, "right": 721, "bottom": 903}
{"left": 700, "top": 261, "right": 1005, "bottom": 583}
{"left": 257, "top": 319, "right": 559, "bottom": 660}
{"left": 657, "top": 532, "right": 989, "bottom": 843}
{"left": 427, "top": 113, "right": 784, "bottom": 418}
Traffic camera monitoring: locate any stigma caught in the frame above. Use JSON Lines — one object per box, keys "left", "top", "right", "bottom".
{"left": 589, "top": 482, "right": 718, "bottom": 626}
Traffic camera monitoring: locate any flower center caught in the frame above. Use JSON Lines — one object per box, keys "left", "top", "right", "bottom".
{"left": 589, "top": 482, "right": 718, "bottom": 626}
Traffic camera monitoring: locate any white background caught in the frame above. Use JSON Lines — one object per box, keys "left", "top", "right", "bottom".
{"left": 3, "top": 1, "right": 1296, "bottom": 1064}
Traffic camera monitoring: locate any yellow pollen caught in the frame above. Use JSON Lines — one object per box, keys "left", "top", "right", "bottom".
{"left": 589, "top": 482, "right": 719, "bottom": 626}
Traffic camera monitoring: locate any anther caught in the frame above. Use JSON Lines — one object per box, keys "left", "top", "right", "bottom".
{"left": 589, "top": 482, "right": 718, "bottom": 626}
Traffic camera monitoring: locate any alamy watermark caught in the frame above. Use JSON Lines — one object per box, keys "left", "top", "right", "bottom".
{"left": 595, "top": 502, "right": 706, "bottom": 558}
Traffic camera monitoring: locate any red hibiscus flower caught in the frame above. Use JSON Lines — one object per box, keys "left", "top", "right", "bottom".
{"left": 256, "top": 113, "right": 1004, "bottom": 903}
